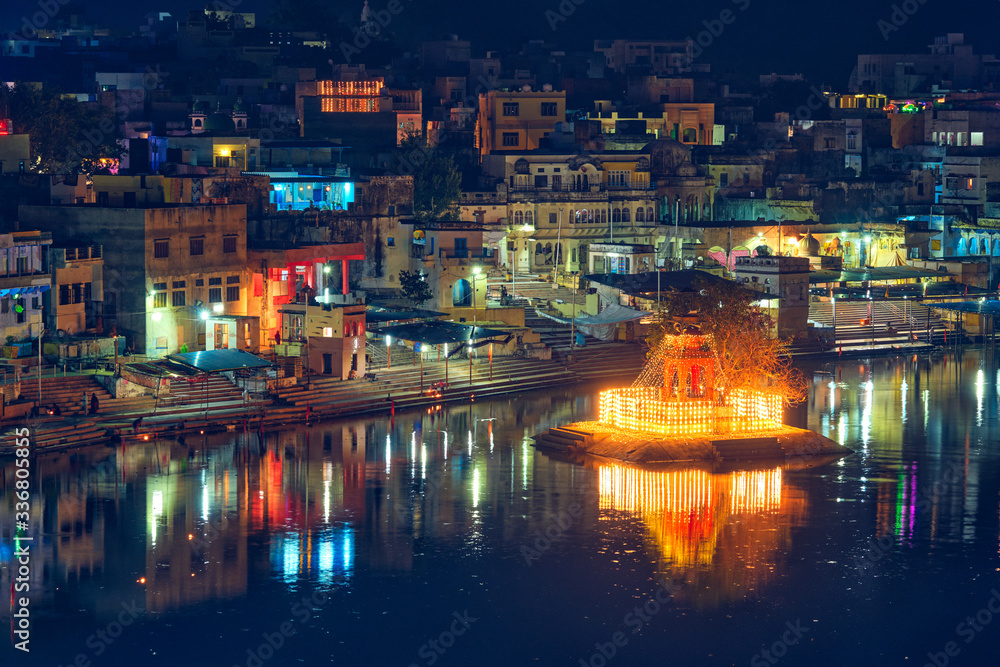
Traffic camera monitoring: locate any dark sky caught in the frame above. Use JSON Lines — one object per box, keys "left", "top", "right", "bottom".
{"left": 2, "top": 0, "right": 998, "bottom": 86}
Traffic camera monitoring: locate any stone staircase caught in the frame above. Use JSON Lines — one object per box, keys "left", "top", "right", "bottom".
{"left": 807, "top": 300, "right": 950, "bottom": 353}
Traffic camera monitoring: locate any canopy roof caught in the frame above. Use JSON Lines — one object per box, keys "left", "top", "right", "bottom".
{"left": 926, "top": 300, "right": 1000, "bottom": 315}
{"left": 167, "top": 349, "right": 275, "bottom": 373}
{"left": 809, "top": 266, "right": 947, "bottom": 284}
{"left": 585, "top": 270, "right": 768, "bottom": 299}
{"left": 372, "top": 321, "right": 507, "bottom": 345}
{"left": 366, "top": 307, "right": 448, "bottom": 324}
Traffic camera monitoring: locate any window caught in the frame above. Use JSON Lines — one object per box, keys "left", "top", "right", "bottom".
{"left": 59, "top": 284, "right": 71, "bottom": 305}
{"left": 502, "top": 102, "right": 519, "bottom": 116}
{"left": 323, "top": 327, "right": 333, "bottom": 337}
{"left": 387, "top": 237, "right": 395, "bottom": 247}
{"left": 541, "top": 102, "right": 558, "bottom": 116}
{"left": 636, "top": 207, "right": 645, "bottom": 223}
{"left": 72, "top": 284, "right": 82, "bottom": 304}
{"left": 154, "top": 239, "right": 169, "bottom": 258}
{"left": 226, "top": 286, "right": 240, "bottom": 301}
{"left": 514, "top": 211, "right": 523, "bottom": 225}
{"left": 622, "top": 207, "right": 630, "bottom": 223}
{"left": 967, "top": 178, "right": 975, "bottom": 190}
{"left": 525, "top": 211, "right": 533, "bottom": 225}
{"left": 549, "top": 212, "right": 557, "bottom": 225}
{"left": 719, "top": 172, "right": 729, "bottom": 188}
{"left": 208, "top": 288, "right": 222, "bottom": 303}
{"left": 534, "top": 175, "right": 548, "bottom": 188}
{"left": 196, "top": 279, "right": 204, "bottom": 287}
{"left": 15, "top": 298, "right": 24, "bottom": 323}
{"left": 173, "top": 280, "right": 186, "bottom": 289}
{"left": 153, "top": 282, "right": 167, "bottom": 290}
{"left": 223, "top": 235, "right": 237, "bottom": 253}
{"left": 172, "top": 291, "right": 186, "bottom": 307}
{"left": 226, "top": 275, "right": 240, "bottom": 284}
{"left": 612, "top": 208, "right": 621, "bottom": 223}
{"left": 209, "top": 277, "right": 222, "bottom": 286}
{"left": 847, "top": 134, "right": 857, "bottom": 150}
{"left": 824, "top": 138, "right": 836, "bottom": 149}
{"left": 31, "top": 296, "right": 39, "bottom": 310}
{"left": 154, "top": 292, "right": 167, "bottom": 308}
{"left": 190, "top": 237, "right": 204, "bottom": 256}
{"left": 682, "top": 127, "right": 697, "bottom": 143}
{"left": 502, "top": 132, "right": 519, "bottom": 147}
{"left": 647, "top": 207, "right": 654, "bottom": 222}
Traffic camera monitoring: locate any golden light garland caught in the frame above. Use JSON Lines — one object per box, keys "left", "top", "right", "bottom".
{"left": 600, "top": 333, "right": 784, "bottom": 435}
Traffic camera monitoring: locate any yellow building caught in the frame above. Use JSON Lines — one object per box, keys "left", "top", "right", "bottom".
{"left": 587, "top": 103, "right": 716, "bottom": 145}
{"left": 476, "top": 88, "right": 566, "bottom": 156}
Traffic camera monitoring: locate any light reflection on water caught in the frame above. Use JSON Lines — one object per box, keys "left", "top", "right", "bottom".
{"left": 1, "top": 349, "right": 1000, "bottom": 666}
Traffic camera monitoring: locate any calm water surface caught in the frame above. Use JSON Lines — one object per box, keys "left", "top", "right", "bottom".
{"left": 2, "top": 349, "right": 1000, "bottom": 667}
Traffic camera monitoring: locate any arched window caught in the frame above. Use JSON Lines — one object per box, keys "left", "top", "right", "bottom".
{"left": 647, "top": 206, "right": 654, "bottom": 222}
{"left": 575, "top": 209, "right": 582, "bottom": 223}
{"left": 514, "top": 210, "right": 523, "bottom": 225}
{"left": 622, "top": 207, "right": 631, "bottom": 223}
{"left": 535, "top": 242, "right": 543, "bottom": 255}
{"left": 612, "top": 208, "right": 621, "bottom": 223}
{"left": 743, "top": 169, "right": 750, "bottom": 185}
{"left": 580, "top": 209, "right": 588, "bottom": 224}
{"left": 589, "top": 209, "right": 595, "bottom": 223}
{"left": 636, "top": 207, "right": 645, "bottom": 223}
{"left": 601, "top": 209, "right": 607, "bottom": 224}
{"left": 682, "top": 127, "right": 697, "bottom": 143}
{"left": 525, "top": 210, "right": 533, "bottom": 226}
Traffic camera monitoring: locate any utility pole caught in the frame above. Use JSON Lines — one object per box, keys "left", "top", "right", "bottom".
{"left": 554, "top": 209, "right": 562, "bottom": 287}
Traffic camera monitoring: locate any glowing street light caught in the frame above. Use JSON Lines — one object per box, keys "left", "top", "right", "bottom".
{"left": 199, "top": 310, "right": 209, "bottom": 320}
{"left": 213, "top": 303, "right": 224, "bottom": 314}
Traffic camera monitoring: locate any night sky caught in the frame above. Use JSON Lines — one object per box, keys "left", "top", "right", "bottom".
{"left": 1, "top": 0, "right": 998, "bottom": 85}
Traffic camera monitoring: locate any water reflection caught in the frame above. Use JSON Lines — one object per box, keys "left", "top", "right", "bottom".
{"left": 3, "top": 351, "right": 1000, "bottom": 666}
{"left": 596, "top": 463, "right": 806, "bottom": 609}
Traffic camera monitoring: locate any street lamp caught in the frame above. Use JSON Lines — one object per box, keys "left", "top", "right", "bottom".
{"left": 37, "top": 326, "right": 45, "bottom": 407}
{"left": 472, "top": 266, "right": 481, "bottom": 328}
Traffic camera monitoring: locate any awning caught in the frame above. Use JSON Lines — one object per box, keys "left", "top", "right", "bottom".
{"left": 373, "top": 321, "right": 508, "bottom": 345}
{"left": 927, "top": 300, "right": 1000, "bottom": 315}
{"left": 809, "top": 266, "right": 948, "bottom": 283}
{"left": 0, "top": 285, "right": 51, "bottom": 297}
{"left": 366, "top": 307, "right": 448, "bottom": 324}
{"left": 536, "top": 304, "right": 646, "bottom": 341}
{"left": 167, "top": 349, "right": 276, "bottom": 373}
{"left": 585, "top": 270, "right": 769, "bottom": 299}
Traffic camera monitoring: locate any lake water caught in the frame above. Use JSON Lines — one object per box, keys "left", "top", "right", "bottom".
{"left": 3, "top": 349, "right": 1000, "bottom": 667}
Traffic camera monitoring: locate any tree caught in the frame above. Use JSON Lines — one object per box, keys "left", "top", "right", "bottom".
{"left": 395, "top": 133, "right": 461, "bottom": 221}
{"left": 645, "top": 280, "right": 806, "bottom": 406}
{"left": 399, "top": 270, "right": 433, "bottom": 305}
{"left": 0, "top": 82, "right": 125, "bottom": 172}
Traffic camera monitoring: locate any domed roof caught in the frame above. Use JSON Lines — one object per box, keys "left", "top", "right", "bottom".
{"left": 192, "top": 99, "right": 210, "bottom": 114}
{"left": 233, "top": 96, "right": 247, "bottom": 113}
{"left": 203, "top": 111, "right": 236, "bottom": 132}
{"left": 644, "top": 138, "right": 693, "bottom": 177}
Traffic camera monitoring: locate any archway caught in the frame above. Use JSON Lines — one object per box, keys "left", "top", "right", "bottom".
{"left": 453, "top": 279, "right": 472, "bottom": 306}
{"left": 957, "top": 237, "right": 968, "bottom": 256}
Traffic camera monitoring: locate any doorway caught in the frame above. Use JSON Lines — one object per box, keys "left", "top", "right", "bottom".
{"left": 323, "top": 353, "right": 333, "bottom": 375}
{"left": 214, "top": 323, "right": 229, "bottom": 349}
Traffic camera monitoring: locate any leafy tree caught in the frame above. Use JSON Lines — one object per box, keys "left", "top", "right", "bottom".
{"left": 395, "top": 133, "right": 461, "bottom": 221}
{"left": 399, "top": 270, "right": 433, "bottom": 305}
{"left": 645, "top": 279, "right": 806, "bottom": 406}
{"left": 0, "top": 82, "right": 125, "bottom": 173}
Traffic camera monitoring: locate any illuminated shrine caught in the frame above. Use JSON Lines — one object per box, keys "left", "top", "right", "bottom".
{"left": 598, "top": 333, "right": 784, "bottom": 437}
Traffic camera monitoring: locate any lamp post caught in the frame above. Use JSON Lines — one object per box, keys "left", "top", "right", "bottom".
{"left": 37, "top": 325, "right": 45, "bottom": 407}
{"left": 472, "top": 266, "right": 480, "bottom": 328}
{"left": 831, "top": 296, "right": 836, "bottom": 347}
{"left": 385, "top": 334, "right": 392, "bottom": 370}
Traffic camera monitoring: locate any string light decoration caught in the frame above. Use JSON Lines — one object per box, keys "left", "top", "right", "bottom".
{"left": 319, "top": 79, "right": 385, "bottom": 113}
{"left": 598, "top": 333, "right": 784, "bottom": 435}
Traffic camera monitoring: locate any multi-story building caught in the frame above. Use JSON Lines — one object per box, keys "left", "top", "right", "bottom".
{"left": 586, "top": 102, "right": 716, "bottom": 145}
{"left": 476, "top": 87, "right": 566, "bottom": 156}
{"left": 406, "top": 221, "right": 493, "bottom": 319}
{"left": 732, "top": 256, "right": 810, "bottom": 338}
{"left": 0, "top": 121, "right": 29, "bottom": 174}
{"left": 48, "top": 244, "right": 103, "bottom": 335}
{"left": 0, "top": 231, "right": 51, "bottom": 344}
{"left": 19, "top": 204, "right": 249, "bottom": 356}
{"left": 593, "top": 39, "right": 693, "bottom": 75}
